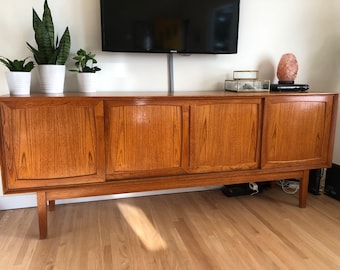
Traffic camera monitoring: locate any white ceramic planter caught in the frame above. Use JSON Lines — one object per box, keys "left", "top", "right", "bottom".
{"left": 77, "top": 73, "right": 96, "bottom": 93}
{"left": 38, "top": 65, "right": 66, "bottom": 94}
{"left": 6, "top": 72, "right": 31, "bottom": 95}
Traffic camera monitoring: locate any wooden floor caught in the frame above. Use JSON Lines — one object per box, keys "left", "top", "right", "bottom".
{"left": 1, "top": 186, "right": 340, "bottom": 270}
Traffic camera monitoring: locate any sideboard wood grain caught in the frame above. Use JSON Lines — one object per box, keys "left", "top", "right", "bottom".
{"left": 0, "top": 91, "right": 337, "bottom": 238}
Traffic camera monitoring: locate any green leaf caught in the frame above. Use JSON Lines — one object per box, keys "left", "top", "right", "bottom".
{"left": 0, "top": 57, "right": 11, "bottom": 69}
{"left": 70, "top": 48, "right": 100, "bottom": 72}
{"left": 23, "top": 61, "right": 35, "bottom": 72}
{"left": 56, "top": 27, "right": 71, "bottom": 65}
{"left": 27, "top": 0, "right": 70, "bottom": 65}
{"left": 42, "top": 0, "right": 55, "bottom": 49}
{"left": 12, "top": 60, "right": 22, "bottom": 70}
{"left": 0, "top": 57, "right": 34, "bottom": 71}
{"left": 30, "top": 7, "right": 55, "bottom": 64}
{"left": 27, "top": 42, "right": 42, "bottom": 63}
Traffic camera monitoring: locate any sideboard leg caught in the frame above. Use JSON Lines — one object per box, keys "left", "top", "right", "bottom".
{"left": 299, "top": 170, "right": 310, "bottom": 208}
{"left": 37, "top": 191, "right": 48, "bottom": 239}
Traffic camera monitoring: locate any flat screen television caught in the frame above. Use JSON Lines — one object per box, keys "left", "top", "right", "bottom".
{"left": 100, "top": 0, "right": 240, "bottom": 54}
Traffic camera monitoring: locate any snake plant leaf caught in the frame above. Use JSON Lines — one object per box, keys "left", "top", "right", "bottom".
{"left": 26, "top": 0, "right": 70, "bottom": 65}
{"left": 42, "top": 0, "right": 54, "bottom": 49}
{"left": 26, "top": 42, "right": 42, "bottom": 63}
{"left": 56, "top": 27, "right": 70, "bottom": 65}
{"left": 32, "top": 12, "right": 53, "bottom": 63}
{"left": 28, "top": 7, "right": 55, "bottom": 64}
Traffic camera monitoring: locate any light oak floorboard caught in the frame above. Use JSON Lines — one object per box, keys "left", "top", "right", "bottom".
{"left": 1, "top": 187, "right": 340, "bottom": 270}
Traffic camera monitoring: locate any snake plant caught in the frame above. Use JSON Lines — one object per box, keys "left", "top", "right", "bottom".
{"left": 26, "top": 0, "right": 71, "bottom": 65}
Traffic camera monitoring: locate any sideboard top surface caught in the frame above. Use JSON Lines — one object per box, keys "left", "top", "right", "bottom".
{"left": 0, "top": 90, "right": 337, "bottom": 101}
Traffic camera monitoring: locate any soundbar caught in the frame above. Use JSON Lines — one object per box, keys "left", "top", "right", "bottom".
{"left": 270, "top": 84, "right": 309, "bottom": 91}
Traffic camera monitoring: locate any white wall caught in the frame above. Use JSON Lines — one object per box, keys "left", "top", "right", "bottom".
{"left": 0, "top": 0, "right": 340, "bottom": 209}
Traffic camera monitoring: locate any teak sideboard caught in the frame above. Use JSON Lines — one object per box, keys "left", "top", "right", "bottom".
{"left": 0, "top": 91, "right": 338, "bottom": 239}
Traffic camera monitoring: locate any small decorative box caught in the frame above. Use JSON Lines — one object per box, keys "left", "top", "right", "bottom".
{"left": 225, "top": 80, "right": 270, "bottom": 92}
{"left": 233, "top": 70, "right": 259, "bottom": 80}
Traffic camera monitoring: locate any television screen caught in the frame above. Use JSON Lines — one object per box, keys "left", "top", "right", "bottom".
{"left": 100, "top": 0, "right": 240, "bottom": 54}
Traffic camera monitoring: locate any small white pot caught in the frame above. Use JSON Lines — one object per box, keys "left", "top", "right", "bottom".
{"left": 38, "top": 65, "right": 66, "bottom": 94}
{"left": 77, "top": 73, "right": 96, "bottom": 93}
{"left": 6, "top": 72, "right": 31, "bottom": 96}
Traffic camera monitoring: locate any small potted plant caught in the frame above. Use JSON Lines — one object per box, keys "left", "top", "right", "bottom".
{"left": 0, "top": 57, "right": 35, "bottom": 95}
{"left": 26, "top": 0, "right": 71, "bottom": 94}
{"left": 70, "top": 49, "right": 101, "bottom": 92}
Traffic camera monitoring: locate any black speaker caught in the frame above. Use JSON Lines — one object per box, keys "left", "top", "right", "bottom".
{"left": 324, "top": 163, "right": 340, "bottom": 201}
{"left": 308, "top": 169, "right": 323, "bottom": 195}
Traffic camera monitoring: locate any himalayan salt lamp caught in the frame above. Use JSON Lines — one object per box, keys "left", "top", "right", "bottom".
{"left": 277, "top": 53, "right": 298, "bottom": 84}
